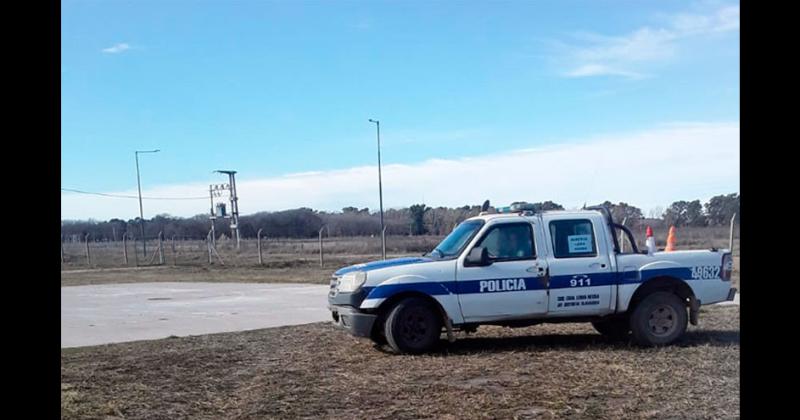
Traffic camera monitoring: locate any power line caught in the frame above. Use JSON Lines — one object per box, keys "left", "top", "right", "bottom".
{"left": 61, "top": 188, "right": 207, "bottom": 201}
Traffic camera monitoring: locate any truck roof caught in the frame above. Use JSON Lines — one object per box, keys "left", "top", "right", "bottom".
{"left": 467, "top": 209, "right": 604, "bottom": 223}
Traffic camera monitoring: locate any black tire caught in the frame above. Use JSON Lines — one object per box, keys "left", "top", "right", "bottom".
{"left": 384, "top": 297, "right": 442, "bottom": 354}
{"left": 369, "top": 319, "right": 388, "bottom": 346}
{"left": 592, "top": 317, "right": 630, "bottom": 340}
{"left": 629, "top": 291, "right": 688, "bottom": 346}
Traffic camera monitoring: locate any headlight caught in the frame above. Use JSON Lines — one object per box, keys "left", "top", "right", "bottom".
{"left": 338, "top": 271, "right": 367, "bottom": 293}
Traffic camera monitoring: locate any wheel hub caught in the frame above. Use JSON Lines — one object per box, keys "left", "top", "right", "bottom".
{"left": 648, "top": 304, "right": 678, "bottom": 337}
{"left": 400, "top": 309, "right": 429, "bottom": 343}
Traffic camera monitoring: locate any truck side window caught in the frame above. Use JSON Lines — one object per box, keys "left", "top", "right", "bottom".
{"left": 549, "top": 219, "right": 597, "bottom": 258}
{"left": 475, "top": 223, "right": 535, "bottom": 261}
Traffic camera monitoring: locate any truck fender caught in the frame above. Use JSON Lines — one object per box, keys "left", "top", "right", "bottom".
{"left": 624, "top": 276, "right": 696, "bottom": 315}
{"left": 361, "top": 275, "right": 464, "bottom": 325}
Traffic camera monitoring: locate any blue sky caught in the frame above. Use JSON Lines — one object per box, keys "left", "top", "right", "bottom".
{"left": 61, "top": 0, "right": 739, "bottom": 220}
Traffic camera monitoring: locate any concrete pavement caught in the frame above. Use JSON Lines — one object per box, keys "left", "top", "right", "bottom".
{"left": 715, "top": 292, "right": 740, "bottom": 306}
{"left": 61, "top": 282, "right": 330, "bottom": 348}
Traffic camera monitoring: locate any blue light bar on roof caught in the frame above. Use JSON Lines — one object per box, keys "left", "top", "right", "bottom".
{"left": 497, "top": 202, "right": 537, "bottom": 213}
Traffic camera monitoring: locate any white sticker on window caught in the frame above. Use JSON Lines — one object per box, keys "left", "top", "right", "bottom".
{"left": 568, "top": 235, "right": 592, "bottom": 253}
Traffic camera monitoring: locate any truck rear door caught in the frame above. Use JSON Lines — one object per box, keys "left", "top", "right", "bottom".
{"left": 543, "top": 214, "right": 615, "bottom": 316}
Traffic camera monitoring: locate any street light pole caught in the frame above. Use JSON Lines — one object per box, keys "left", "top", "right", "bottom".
{"left": 135, "top": 149, "right": 160, "bottom": 256}
{"left": 369, "top": 119, "right": 386, "bottom": 260}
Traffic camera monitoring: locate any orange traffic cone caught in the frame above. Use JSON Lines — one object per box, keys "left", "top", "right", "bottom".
{"left": 665, "top": 226, "right": 677, "bottom": 252}
{"left": 645, "top": 226, "right": 656, "bottom": 254}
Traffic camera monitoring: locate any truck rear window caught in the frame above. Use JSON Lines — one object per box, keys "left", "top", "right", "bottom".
{"left": 549, "top": 219, "right": 597, "bottom": 258}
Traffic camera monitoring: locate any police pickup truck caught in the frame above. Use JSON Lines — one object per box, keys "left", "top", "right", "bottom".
{"left": 328, "top": 203, "right": 736, "bottom": 354}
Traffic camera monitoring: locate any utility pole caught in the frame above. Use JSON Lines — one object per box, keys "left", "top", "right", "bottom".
{"left": 135, "top": 149, "right": 160, "bottom": 256}
{"left": 215, "top": 170, "right": 241, "bottom": 250}
{"left": 368, "top": 119, "right": 386, "bottom": 260}
{"left": 208, "top": 184, "right": 219, "bottom": 249}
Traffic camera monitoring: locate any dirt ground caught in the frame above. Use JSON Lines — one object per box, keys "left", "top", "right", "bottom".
{"left": 61, "top": 305, "right": 739, "bottom": 419}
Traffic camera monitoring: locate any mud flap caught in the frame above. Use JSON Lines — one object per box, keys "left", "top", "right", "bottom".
{"left": 438, "top": 307, "right": 456, "bottom": 343}
{"left": 689, "top": 295, "right": 700, "bottom": 326}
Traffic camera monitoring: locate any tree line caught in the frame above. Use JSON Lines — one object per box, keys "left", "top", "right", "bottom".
{"left": 61, "top": 193, "right": 739, "bottom": 242}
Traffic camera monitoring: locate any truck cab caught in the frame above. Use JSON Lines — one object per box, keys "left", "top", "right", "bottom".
{"left": 328, "top": 204, "right": 736, "bottom": 354}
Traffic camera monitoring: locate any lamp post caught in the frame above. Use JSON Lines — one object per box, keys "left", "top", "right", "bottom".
{"left": 135, "top": 149, "right": 160, "bottom": 256}
{"left": 368, "top": 119, "right": 386, "bottom": 260}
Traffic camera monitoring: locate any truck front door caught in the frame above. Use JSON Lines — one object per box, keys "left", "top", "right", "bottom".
{"left": 543, "top": 216, "right": 615, "bottom": 316}
{"left": 456, "top": 220, "right": 550, "bottom": 322}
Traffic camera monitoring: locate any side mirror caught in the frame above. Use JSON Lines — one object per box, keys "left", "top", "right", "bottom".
{"left": 465, "top": 246, "right": 491, "bottom": 267}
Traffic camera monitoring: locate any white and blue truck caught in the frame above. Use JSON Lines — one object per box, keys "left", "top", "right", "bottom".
{"left": 328, "top": 202, "right": 736, "bottom": 354}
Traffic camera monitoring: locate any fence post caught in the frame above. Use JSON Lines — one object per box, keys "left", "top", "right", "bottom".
{"left": 123, "top": 233, "right": 129, "bottom": 265}
{"left": 382, "top": 225, "right": 388, "bottom": 258}
{"left": 84, "top": 233, "right": 91, "bottom": 267}
{"left": 133, "top": 236, "right": 139, "bottom": 267}
{"left": 729, "top": 213, "right": 737, "bottom": 253}
{"left": 206, "top": 229, "right": 225, "bottom": 265}
{"left": 257, "top": 228, "right": 264, "bottom": 266}
{"left": 60, "top": 236, "right": 65, "bottom": 264}
{"left": 158, "top": 231, "right": 165, "bottom": 265}
{"left": 207, "top": 230, "right": 213, "bottom": 264}
{"left": 172, "top": 236, "right": 177, "bottom": 266}
{"left": 319, "top": 225, "right": 326, "bottom": 268}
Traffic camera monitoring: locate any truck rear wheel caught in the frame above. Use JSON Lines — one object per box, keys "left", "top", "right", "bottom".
{"left": 384, "top": 297, "right": 442, "bottom": 354}
{"left": 630, "top": 291, "right": 688, "bottom": 346}
{"left": 591, "top": 317, "right": 630, "bottom": 339}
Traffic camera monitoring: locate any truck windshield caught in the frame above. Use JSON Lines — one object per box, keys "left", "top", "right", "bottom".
{"left": 427, "top": 220, "right": 484, "bottom": 259}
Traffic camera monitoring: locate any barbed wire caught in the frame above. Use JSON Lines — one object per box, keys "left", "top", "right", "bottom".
{"left": 61, "top": 188, "right": 207, "bottom": 200}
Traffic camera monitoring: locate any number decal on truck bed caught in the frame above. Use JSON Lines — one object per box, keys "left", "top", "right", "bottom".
{"left": 690, "top": 265, "right": 720, "bottom": 280}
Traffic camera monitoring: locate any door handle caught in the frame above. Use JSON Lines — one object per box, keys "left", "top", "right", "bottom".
{"left": 589, "top": 262, "right": 607, "bottom": 269}
{"left": 538, "top": 268, "right": 549, "bottom": 288}
{"left": 527, "top": 266, "right": 546, "bottom": 275}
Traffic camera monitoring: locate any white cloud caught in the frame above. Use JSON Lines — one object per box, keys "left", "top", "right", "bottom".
{"left": 670, "top": 5, "right": 740, "bottom": 35}
{"left": 558, "top": 4, "right": 739, "bottom": 79}
{"left": 564, "top": 64, "right": 647, "bottom": 79}
{"left": 61, "top": 121, "right": 740, "bottom": 221}
{"left": 101, "top": 43, "right": 131, "bottom": 54}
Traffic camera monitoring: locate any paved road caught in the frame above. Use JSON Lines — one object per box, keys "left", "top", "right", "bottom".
{"left": 61, "top": 282, "right": 330, "bottom": 348}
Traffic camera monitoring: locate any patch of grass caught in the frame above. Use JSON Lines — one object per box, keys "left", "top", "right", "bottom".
{"left": 59, "top": 254, "right": 413, "bottom": 287}
{"left": 61, "top": 305, "right": 739, "bottom": 419}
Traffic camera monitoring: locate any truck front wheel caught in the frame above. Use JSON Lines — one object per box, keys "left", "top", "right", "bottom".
{"left": 384, "top": 297, "right": 442, "bottom": 354}
{"left": 630, "top": 291, "right": 688, "bottom": 346}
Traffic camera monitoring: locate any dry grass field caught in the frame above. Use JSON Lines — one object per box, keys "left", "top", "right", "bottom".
{"left": 61, "top": 305, "right": 739, "bottom": 419}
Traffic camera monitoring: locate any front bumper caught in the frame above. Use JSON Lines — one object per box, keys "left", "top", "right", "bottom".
{"left": 330, "top": 305, "right": 377, "bottom": 338}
